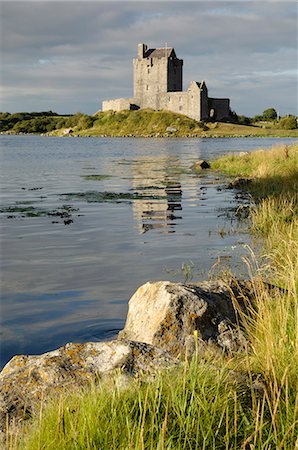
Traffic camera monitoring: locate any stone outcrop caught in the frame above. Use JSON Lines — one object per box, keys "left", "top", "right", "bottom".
{"left": 0, "top": 279, "right": 257, "bottom": 433}
{"left": 119, "top": 280, "right": 252, "bottom": 356}
{"left": 0, "top": 340, "right": 176, "bottom": 432}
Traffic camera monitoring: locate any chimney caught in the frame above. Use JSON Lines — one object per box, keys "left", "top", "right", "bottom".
{"left": 138, "top": 43, "right": 147, "bottom": 59}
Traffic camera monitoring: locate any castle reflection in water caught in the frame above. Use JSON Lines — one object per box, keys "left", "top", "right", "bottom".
{"left": 131, "top": 155, "right": 192, "bottom": 234}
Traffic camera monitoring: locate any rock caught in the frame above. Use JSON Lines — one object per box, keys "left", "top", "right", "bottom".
{"left": 2, "top": 278, "right": 272, "bottom": 435}
{"left": 118, "top": 280, "right": 252, "bottom": 357}
{"left": 227, "top": 177, "right": 252, "bottom": 189}
{"left": 0, "top": 340, "right": 176, "bottom": 432}
{"left": 192, "top": 160, "right": 210, "bottom": 170}
{"left": 166, "top": 126, "right": 177, "bottom": 132}
{"left": 63, "top": 128, "right": 73, "bottom": 135}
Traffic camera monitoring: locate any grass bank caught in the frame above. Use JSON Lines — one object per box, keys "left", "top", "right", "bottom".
{"left": 52, "top": 109, "right": 298, "bottom": 138}
{"left": 212, "top": 143, "right": 298, "bottom": 284}
{"left": 8, "top": 144, "right": 298, "bottom": 449}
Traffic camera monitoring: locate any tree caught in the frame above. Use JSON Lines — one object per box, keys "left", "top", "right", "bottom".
{"left": 262, "top": 108, "right": 277, "bottom": 121}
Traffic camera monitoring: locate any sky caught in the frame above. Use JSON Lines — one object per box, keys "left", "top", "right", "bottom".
{"left": 1, "top": 1, "right": 297, "bottom": 117}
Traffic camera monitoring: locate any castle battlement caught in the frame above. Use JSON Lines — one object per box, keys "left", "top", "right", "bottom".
{"left": 102, "top": 43, "right": 230, "bottom": 122}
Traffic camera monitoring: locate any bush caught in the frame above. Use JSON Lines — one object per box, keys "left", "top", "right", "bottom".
{"left": 278, "top": 116, "right": 297, "bottom": 130}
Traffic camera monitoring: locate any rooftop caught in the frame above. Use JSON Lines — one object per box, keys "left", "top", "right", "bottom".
{"left": 144, "top": 47, "right": 175, "bottom": 59}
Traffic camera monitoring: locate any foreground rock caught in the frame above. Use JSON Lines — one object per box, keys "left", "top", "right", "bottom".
{"left": 119, "top": 280, "right": 252, "bottom": 356}
{"left": 1, "top": 279, "right": 258, "bottom": 434}
{"left": 0, "top": 340, "right": 176, "bottom": 432}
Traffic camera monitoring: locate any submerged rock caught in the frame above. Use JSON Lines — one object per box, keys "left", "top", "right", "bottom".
{"left": 227, "top": 177, "right": 252, "bottom": 189}
{"left": 118, "top": 280, "right": 252, "bottom": 357}
{"left": 191, "top": 160, "right": 210, "bottom": 170}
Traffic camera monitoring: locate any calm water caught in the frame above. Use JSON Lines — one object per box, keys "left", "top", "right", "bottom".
{"left": 0, "top": 135, "right": 296, "bottom": 367}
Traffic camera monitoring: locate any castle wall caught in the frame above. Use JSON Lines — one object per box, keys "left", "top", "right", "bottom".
{"left": 167, "top": 57, "right": 183, "bottom": 92}
{"left": 102, "top": 98, "right": 134, "bottom": 112}
{"left": 133, "top": 57, "right": 168, "bottom": 106}
{"left": 200, "top": 84, "right": 209, "bottom": 120}
{"left": 208, "top": 98, "right": 230, "bottom": 120}
{"left": 159, "top": 92, "right": 189, "bottom": 116}
{"left": 187, "top": 82, "right": 202, "bottom": 121}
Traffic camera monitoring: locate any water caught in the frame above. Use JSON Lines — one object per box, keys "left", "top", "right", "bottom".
{"left": 1, "top": 135, "right": 296, "bottom": 367}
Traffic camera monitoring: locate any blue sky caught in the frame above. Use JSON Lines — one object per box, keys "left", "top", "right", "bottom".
{"left": 1, "top": 1, "right": 297, "bottom": 116}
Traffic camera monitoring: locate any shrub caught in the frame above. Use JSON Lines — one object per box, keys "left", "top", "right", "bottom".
{"left": 278, "top": 115, "right": 297, "bottom": 130}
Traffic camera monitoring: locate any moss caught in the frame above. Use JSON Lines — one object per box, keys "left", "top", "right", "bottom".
{"left": 61, "top": 190, "right": 166, "bottom": 203}
{"left": 81, "top": 174, "right": 112, "bottom": 181}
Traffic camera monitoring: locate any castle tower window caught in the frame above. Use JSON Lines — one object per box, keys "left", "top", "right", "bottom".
{"left": 179, "top": 106, "right": 182, "bottom": 111}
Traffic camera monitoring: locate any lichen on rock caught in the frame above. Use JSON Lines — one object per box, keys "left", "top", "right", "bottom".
{"left": 0, "top": 278, "right": 261, "bottom": 436}
{"left": 0, "top": 340, "right": 176, "bottom": 433}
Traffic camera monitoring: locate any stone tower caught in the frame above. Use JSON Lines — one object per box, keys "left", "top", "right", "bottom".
{"left": 102, "top": 43, "right": 230, "bottom": 122}
{"left": 133, "top": 43, "right": 183, "bottom": 109}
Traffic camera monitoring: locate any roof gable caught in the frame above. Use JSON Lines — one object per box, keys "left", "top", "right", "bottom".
{"left": 189, "top": 81, "right": 207, "bottom": 90}
{"left": 144, "top": 47, "right": 176, "bottom": 59}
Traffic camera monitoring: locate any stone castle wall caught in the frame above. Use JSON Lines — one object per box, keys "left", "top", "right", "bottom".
{"left": 102, "top": 98, "right": 134, "bottom": 112}
{"left": 209, "top": 98, "right": 230, "bottom": 120}
{"left": 102, "top": 43, "right": 230, "bottom": 122}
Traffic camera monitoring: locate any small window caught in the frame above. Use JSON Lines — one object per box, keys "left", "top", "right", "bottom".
{"left": 179, "top": 106, "right": 182, "bottom": 111}
{"left": 147, "top": 68, "right": 150, "bottom": 74}
{"left": 146, "top": 85, "right": 149, "bottom": 90}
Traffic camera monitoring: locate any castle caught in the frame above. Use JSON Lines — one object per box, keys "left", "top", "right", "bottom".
{"left": 102, "top": 43, "right": 230, "bottom": 122}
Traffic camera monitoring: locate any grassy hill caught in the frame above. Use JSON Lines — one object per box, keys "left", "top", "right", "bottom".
{"left": 51, "top": 109, "right": 298, "bottom": 138}
{"left": 2, "top": 109, "right": 298, "bottom": 138}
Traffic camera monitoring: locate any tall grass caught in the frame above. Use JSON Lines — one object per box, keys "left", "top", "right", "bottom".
{"left": 10, "top": 348, "right": 297, "bottom": 449}
{"left": 8, "top": 143, "right": 298, "bottom": 449}
{"left": 214, "top": 142, "right": 298, "bottom": 447}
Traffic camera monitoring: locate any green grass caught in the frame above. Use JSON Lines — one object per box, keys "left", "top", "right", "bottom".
{"left": 211, "top": 143, "right": 298, "bottom": 275}
{"left": 51, "top": 110, "right": 298, "bottom": 138}
{"left": 9, "top": 347, "right": 298, "bottom": 449}
{"left": 211, "top": 143, "right": 298, "bottom": 183}
{"left": 77, "top": 109, "right": 205, "bottom": 137}
{"left": 8, "top": 143, "right": 298, "bottom": 449}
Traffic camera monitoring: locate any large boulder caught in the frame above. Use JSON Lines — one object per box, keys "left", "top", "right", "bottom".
{"left": 0, "top": 340, "right": 175, "bottom": 432}
{"left": 0, "top": 279, "right": 260, "bottom": 435}
{"left": 118, "top": 280, "right": 252, "bottom": 356}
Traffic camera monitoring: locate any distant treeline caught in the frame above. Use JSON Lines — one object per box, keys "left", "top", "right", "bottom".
{"left": 0, "top": 111, "right": 94, "bottom": 134}
{"left": 230, "top": 107, "right": 297, "bottom": 129}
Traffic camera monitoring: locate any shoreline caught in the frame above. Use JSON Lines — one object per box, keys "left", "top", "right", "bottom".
{"left": 2, "top": 131, "right": 298, "bottom": 139}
